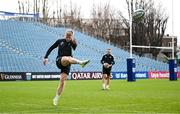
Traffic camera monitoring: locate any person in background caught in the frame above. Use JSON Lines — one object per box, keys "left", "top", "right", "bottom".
{"left": 101, "top": 48, "right": 115, "bottom": 90}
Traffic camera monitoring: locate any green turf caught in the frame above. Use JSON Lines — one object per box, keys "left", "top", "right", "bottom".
{"left": 0, "top": 79, "right": 180, "bottom": 114}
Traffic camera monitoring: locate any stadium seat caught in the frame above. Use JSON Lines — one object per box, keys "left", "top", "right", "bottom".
{"left": 0, "top": 20, "right": 179, "bottom": 72}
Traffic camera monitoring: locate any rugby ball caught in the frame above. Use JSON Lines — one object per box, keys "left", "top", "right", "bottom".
{"left": 133, "top": 9, "right": 145, "bottom": 22}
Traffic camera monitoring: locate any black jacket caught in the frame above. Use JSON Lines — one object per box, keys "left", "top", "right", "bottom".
{"left": 101, "top": 54, "right": 115, "bottom": 68}
{"left": 44, "top": 39, "right": 77, "bottom": 59}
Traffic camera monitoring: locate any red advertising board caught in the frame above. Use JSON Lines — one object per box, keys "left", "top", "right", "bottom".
{"left": 177, "top": 72, "right": 180, "bottom": 78}
{"left": 148, "top": 71, "right": 169, "bottom": 79}
{"left": 149, "top": 71, "right": 180, "bottom": 79}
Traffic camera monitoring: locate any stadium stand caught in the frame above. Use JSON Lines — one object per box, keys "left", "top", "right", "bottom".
{"left": 0, "top": 20, "right": 179, "bottom": 72}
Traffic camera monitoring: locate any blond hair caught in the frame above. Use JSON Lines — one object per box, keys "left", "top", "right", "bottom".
{"left": 66, "top": 31, "right": 73, "bottom": 37}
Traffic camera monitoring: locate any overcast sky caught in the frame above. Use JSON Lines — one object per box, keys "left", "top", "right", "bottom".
{"left": 0, "top": 0, "right": 179, "bottom": 45}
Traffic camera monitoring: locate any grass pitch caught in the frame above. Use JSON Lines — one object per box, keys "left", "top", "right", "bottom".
{"left": 0, "top": 79, "right": 180, "bottom": 114}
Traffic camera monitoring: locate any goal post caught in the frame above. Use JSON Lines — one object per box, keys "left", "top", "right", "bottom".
{"left": 127, "top": 0, "right": 177, "bottom": 81}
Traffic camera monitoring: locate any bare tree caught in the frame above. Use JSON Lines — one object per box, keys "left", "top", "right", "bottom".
{"left": 17, "top": 0, "right": 32, "bottom": 21}
{"left": 21, "top": 1, "right": 25, "bottom": 14}
{"left": 18, "top": 0, "right": 21, "bottom": 13}
{"left": 33, "top": 0, "right": 40, "bottom": 15}
{"left": 17, "top": 0, "right": 31, "bottom": 14}
{"left": 124, "top": 0, "right": 168, "bottom": 57}
{"left": 62, "top": 1, "right": 82, "bottom": 29}
{"left": 90, "top": 2, "right": 125, "bottom": 45}
{"left": 42, "top": 0, "right": 50, "bottom": 23}
{"left": 55, "top": 0, "right": 62, "bottom": 26}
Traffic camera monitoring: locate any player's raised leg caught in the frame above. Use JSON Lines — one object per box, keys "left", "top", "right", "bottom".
{"left": 61, "top": 56, "right": 90, "bottom": 68}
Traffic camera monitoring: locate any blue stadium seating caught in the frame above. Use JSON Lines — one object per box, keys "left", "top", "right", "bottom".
{"left": 0, "top": 20, "right": 179, "bottom": 72}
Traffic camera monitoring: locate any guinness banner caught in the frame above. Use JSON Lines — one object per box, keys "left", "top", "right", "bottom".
{"left": 0, "top": 72, "right": 60, "bottom": 81}
{"left": 0, "top": 72, "right": 25, "bottom": 81}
